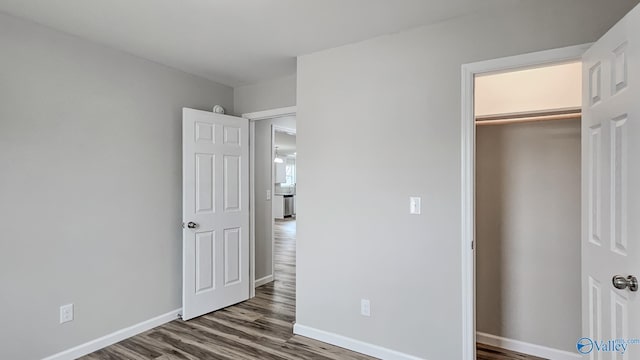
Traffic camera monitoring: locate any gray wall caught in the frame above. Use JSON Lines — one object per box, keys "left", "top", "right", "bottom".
{"left": 234, "top": 74, "right": 296, "bottom": 115}
{"left": 254, "top": 116, "right": 296, "bottom": 281}
{"left": 295, "top": 1, "right": 638, "bottom": 359}
{"left": 476, "top": 120, "right": 581, "bottom": 352}
{"left": 0, "top": 13, "right": 233, "bottom": 360}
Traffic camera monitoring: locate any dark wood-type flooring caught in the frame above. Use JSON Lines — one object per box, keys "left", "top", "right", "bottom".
{"left": 476, "top": 343, "right": 546, "bottom": 360}
{"left": 81, "top": 219, "right": 545, "bottom": 360}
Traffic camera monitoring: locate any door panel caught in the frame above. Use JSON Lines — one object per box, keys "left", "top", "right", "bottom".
{"left": 223, "top": 155, "right": 241, "bottom": 211}
{"left": 588, "top": 124, "right": 602, "bottom": 246}
{"left": 224, "top": 227, "right": 241, "bottom": 286}
{"left": 582, "top": 4, "right": 640, "bottom": 359}
{"left": 195, "top": 231, "right": 215, "bottom": 293}
{"left": 195, "top": 154, "right": 215, "bottom": 213}
{"left": 588, "top": 277, "right": 602, "bottom": 360}
{"left": 183, "top": 108, "right": 249, "bottom": 321}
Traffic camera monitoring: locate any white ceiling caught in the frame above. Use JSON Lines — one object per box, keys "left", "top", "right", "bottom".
{"left": 0, "top": 0, "right": 510, "bottom": 87}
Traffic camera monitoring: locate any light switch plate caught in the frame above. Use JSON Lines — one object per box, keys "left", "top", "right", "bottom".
{"left": 409, "top": 197, "right": 421, "bottom": 215}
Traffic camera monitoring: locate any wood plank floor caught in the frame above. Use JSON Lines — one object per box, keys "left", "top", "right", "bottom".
{"left": 81, "top": 218, "right": 545, "bottom": 360}
{"left": 477, "top": 343, "right": 546, "bottom": 360}
{"left": 81, "top": 219, "right": 371, "bottom": 360}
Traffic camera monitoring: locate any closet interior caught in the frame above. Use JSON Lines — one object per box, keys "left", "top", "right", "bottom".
{"left": 475, "top": 62, "right": 582, "bottom": 358}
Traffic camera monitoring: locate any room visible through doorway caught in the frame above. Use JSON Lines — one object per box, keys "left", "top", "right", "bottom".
{"left": 272, "top": 127, "right": 297, "bottom": 285}
{"left": 474, "top": 61, "right": 582, "bottom": 360}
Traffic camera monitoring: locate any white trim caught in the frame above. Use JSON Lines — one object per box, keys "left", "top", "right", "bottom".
{"left": 249, "top": 120, "right": 256, "bottom": 298}
{"left": 293, "top": 324, "right": 426, "bottom": 360}
{"left": 270, "top": 125, "right": 276, "bottom": 279}
{"left": 242, "top": 106, "right": 297, "bottom": 121}
{"left": 255, "top": 274, "right": 275, "bottom": 287}
{"left": 244, "top": 106, "right": 296, "bottom": 296}
{"left": 477, "top": 332, "right": 581, "bottom": 360}
{"left": 42, "top": 308, "right": 181, "bottom": 360}
{"left": 460, "top": 61, "right": 476, "bottom": 360}
{"left": 460, "top": 43, "right": 590, "bottom": 360}
{"left": 462, "top": 43, "right": 591, "bottom": 75}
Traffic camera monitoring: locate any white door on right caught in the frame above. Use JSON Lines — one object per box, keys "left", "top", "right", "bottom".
{"left": 582, "top": 3, "right": 640, "bottom": 359}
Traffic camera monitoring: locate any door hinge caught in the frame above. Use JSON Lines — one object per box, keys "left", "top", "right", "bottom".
{"left": 471, "top": 241, "right": 474, "bottom": 250}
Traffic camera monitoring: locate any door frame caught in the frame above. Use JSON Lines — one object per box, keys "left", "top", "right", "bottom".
{"left": 242, "top": 106, "right": 296, "bottom": 297}
{"left": 459, "top": 44, "right": 590, "bottom": 360}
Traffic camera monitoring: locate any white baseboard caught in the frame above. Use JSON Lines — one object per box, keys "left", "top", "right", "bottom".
{"left": 476, "top": 332, "right": 581, "bottom": 360}
{"left": 42, "top": 308, "right": 181, "bottom": 360}
{"left": 293, "top": 323, "right": 425, "bottom": 360}
{"left": 255, "top": 274, "right": 274, "bottom": 287}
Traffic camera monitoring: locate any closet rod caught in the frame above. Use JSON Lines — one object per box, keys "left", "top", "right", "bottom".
{"left": 475, "top": 108, "right": 581, "bottom": 126}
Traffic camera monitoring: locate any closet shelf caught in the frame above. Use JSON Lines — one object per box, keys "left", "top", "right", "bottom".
{"left": 475, "top": 107, "right": 581, "bottom": 126}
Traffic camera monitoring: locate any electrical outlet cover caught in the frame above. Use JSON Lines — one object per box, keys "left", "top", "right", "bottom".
{"left": 60, "top": 304, "right": 74, "bottom": 324}
{"left": 360, "top": 299, "right": 371, "bottom": 317}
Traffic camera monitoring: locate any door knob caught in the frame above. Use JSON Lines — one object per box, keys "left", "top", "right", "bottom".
{"left": 186, "top": 222, "right": 198, "bottom": 229}
{"left": 612, "top": 275, "right": 638, "bottom": 292}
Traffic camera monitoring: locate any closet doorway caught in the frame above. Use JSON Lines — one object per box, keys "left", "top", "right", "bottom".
{"left": 474, "top": 61, "right": 582, "bottom": 360}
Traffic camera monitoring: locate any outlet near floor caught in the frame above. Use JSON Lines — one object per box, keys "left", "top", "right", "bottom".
{"left": 360, "top": 299, "right": 370, "bottom": 317}
{"left": 60, "top": 303, "right": 74, "bottom": 324}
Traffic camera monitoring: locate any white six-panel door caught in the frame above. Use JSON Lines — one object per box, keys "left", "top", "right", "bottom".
{"left": 582, "top": 4, "right": 640, "bottom": 359}
{"left": 182, "top": 108, "right": 249, "bottom": 321}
